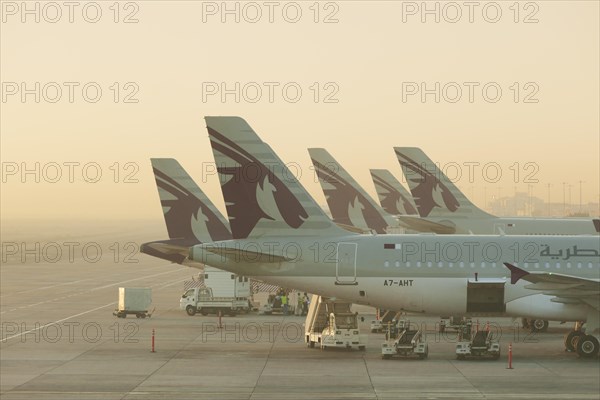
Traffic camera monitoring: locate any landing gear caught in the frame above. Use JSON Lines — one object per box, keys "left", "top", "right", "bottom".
{"left": 564, "top": 331, "right": 586, "bottom": 352}
{"left": 530, "top": 319, "right": 549, "bottom": 333}
{"left": 576, "top": 335, "right": 599, "bottom": 358}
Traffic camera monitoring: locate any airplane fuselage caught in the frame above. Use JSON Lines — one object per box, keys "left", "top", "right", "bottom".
{"left": 400, "top": 215, "right": 600, "bottom": 236}
{"left": 191, "top": 233, "right": 600, "bottom": 323}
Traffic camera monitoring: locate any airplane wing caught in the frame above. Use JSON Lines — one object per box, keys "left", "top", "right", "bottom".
{"left": 504, "top": 263, "right": 600, "bottom": 309}
{"left": 396, "top": 215, "right": 456, "bottom": 234}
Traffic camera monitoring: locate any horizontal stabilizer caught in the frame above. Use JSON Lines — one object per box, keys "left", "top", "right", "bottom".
{"left": 396, "top": 215, "right": 456, "bottom": 234}
{"left": 141, "top": 238, "right": 204, "bottom": 268}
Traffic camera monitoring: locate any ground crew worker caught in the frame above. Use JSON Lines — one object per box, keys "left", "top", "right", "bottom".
{"left": 296, "top": 293, "right": 303, "bottom": 315}
{"left": 281, "top": 293, "right": 288, "bottom": 315}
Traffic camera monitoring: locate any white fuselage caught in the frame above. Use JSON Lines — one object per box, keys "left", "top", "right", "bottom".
{"left": 191, "top": 233, "right": 600, "bottom": 323}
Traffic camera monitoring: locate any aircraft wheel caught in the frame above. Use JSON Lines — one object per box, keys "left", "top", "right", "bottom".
{"left": 531, "top": 319, "right": 549, "bottom": 333}
{"left": 576, "top": 335, "right": 599, "bottom": 358}
{"left": 564, "top": 331, "right": 586, "bottom": 352}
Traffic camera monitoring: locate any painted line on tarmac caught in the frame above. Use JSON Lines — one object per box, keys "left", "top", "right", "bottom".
{"left": 0, "top": 267, "right": 187, "bottom": 315}
{"left": 0, "top": 302, "right": 116, "bottom": 343}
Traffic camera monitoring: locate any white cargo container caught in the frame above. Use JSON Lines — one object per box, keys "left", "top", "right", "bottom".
{"left": 202, "top": 266, "right": 250, "bottom": 298}
{"left": 114, "top": 287, "right": 152, "bottom": 318}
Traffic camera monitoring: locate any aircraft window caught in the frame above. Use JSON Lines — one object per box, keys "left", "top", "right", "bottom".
{"left": 459, "top": 262, "right": 464, "bottom": 268}
{"left": 384, "top": 261, "right": 390, "bottom": 268}
{"left": 395, "top": 261, "right": 400, "bottom": 268}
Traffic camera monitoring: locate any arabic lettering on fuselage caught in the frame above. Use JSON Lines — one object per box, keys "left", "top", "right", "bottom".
{"left": 540, "top": 245, "right": 600, "bottom": 260}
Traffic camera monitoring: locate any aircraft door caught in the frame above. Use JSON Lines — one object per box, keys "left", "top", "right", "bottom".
{"left": 336, "top": 242, "right": 357, "bottom": 285}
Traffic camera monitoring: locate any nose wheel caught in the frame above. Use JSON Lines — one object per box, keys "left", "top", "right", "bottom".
{"left": 564, "top": 330, "right": 586, "bottom": 352}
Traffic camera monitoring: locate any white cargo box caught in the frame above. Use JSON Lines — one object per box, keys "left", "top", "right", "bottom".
{"left": 118, "top": 287, "right": 152, "bottom": 312}
{"left": 203, "top": 266, "right": 250, "bottom": 298}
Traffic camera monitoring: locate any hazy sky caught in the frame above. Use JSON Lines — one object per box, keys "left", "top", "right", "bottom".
{"left": 2, "top": 1, "right": 598, "bottom": 221}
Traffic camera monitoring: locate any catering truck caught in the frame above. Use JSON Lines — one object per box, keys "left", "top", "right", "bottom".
{"left": 180, "top": 266, "right": 251, "bottom": 316}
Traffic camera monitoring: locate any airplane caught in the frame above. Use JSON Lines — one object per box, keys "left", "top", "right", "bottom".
{"left": 309, "top": 148, "right": 397, "bottom": 234}
{"left": 140, "top": 158, "right": 232, "bottom": 267}
{"left": 370, "top": 168, "right": 419, "bottom": 217}
{"left": 309, "top": 148, "right": 456, "bottom": 235}
{"left": 189, "top": 116, "right": 600, "bottom": 358}
{"left": 395, "top": 147, "right": 600, "bottom": 235}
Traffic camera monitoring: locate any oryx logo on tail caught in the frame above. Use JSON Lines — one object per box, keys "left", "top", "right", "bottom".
{"left": 395, "top": 150, "right": 459, "bottom": 217}
{"left": 208, "top": 126, "right": 308, "bottom": 239}
{"left": 371, "top": 170, "right": 418, "bottom": 216}
{"left": 312, "top": 159, "right": 388, "bottom": 234}
{"left": 154, "top": 167, "right": 232, "bottom": 242}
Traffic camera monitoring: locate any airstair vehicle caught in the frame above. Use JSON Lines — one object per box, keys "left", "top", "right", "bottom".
{"left": 305, "top": 295, "right": 367, "bottom": 350}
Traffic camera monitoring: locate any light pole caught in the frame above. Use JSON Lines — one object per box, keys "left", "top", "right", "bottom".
{"left": 568, "top": 184, "right": 573, "bottom": 214}
{"left": 579, "top": 180, "right": 584, "bottom": 213}
{"left": 547, "top": 183, "right": 552, "bottom": 216}
{"left": 562, "top": 182, "right": 566, "bottom": 216}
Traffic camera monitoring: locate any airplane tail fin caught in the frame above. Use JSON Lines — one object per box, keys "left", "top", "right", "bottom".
{"left": 370, "top": 169, "right": 418, "bottom": 216}
{"left": 151, "top": 158, "right": 232, "bottom": 243}
{"left": 394, "top": 147, "right": 493, "bottom": 219}
{"left": 308, "top": 148, "right": 395, "bottom": 234}
{"left": 205, "top": 117, "right": 351, "bottom": 239}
